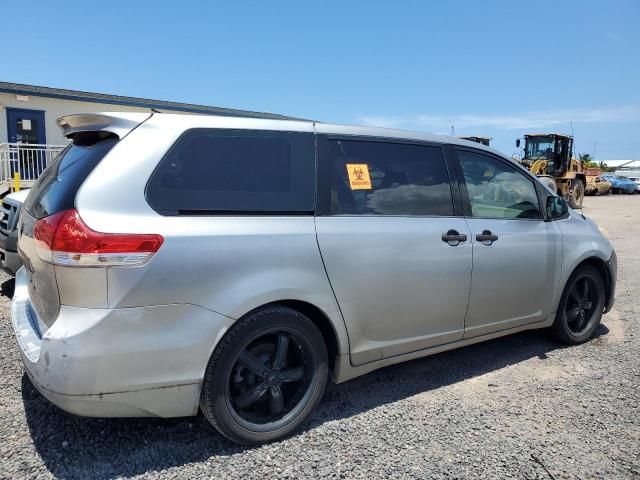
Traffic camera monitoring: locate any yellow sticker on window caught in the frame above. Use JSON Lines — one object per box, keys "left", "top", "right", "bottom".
{"left": 346, "top": 164, "right": 372, "bottom": 190}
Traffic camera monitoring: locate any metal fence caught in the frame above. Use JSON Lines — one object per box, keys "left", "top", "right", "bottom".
{"left": 0, "top": 143, "right": 66, "bottom": 184}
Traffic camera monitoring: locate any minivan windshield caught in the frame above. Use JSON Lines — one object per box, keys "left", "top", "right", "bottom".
{"left": 24, "top": 133, "right": 118, "bottom": 219}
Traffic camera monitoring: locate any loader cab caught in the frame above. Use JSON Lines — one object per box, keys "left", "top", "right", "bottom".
{"left": 522, "top": 134, "right": 573, "bottom": 176}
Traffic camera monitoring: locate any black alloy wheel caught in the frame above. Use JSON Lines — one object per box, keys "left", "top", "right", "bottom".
{"left": 564, "top": 275, "right": 599, "bottom": 335}
{"left": 551, "top": 265, "right": 605, "bottom": 344}
{"left": 200, "top": 306, "right": 328, "bottom": 445}
{"left": 227, "top": 330, "right": 312, "bottom": 427}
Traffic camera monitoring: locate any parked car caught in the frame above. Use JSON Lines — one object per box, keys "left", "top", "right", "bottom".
{"left": 585, "top": 176, "right": 612, "bottom": 196}
{"left": 627, "top": 176, "right": 640, "bottom": 193}
{"left": 11, "top": 113, "right": 617, "bottom": 445}
{"left": 0, "top": 189, "right": 30, "bottom": 275}
{"left": 601, "top": 174, "right": 636, "bottom": 194}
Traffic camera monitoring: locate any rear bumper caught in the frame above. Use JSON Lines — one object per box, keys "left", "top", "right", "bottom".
{"left": 23, "top": 368, "right": 202, "bottom": 418}
{"left": 11, "top": 268, "right": 234, "bottom": 417}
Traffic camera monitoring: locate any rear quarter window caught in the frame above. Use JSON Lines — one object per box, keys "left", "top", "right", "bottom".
{"left": 145, "top": 129, "right": 316, "bottom": 214}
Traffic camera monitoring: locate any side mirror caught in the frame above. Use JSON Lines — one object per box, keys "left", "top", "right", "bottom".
{"left": 516, "top": 139, "right": 521, "bottom": 148}
{"left": 547, "top": 196, "right": 569, "bottom": 219}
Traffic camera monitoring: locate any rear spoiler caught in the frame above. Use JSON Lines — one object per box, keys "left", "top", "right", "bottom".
{"left": 56, "top": 112, "right": 152, "bottom": 139}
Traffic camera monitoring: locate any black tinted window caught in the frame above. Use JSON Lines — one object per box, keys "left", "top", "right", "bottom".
{"left": 25, "top": 133, "right": 118, "bottom": 219}
{"left": 322, "top": 139, "right": 453, "bottom": 216}
{"left": 146, "top": 129, "right": 315, "bottom": 213}
{"left": 457, "top": 149, "right": 541, "bottom": 219}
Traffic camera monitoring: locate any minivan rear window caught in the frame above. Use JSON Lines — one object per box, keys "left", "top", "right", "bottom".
{"left": 146, "top": 129, "right": 316, "bottom": 214}
{"left": 24, "top": 132, "right": 118, "bottom": 219}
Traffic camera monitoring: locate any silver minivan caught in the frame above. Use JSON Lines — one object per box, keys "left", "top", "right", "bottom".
{"left": 11, "top": 112, "right": 616, "bottom": 444}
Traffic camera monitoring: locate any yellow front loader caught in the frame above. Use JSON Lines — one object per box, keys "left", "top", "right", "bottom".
{"left": 517, "top": 133, "right": 586, "bottom": 208}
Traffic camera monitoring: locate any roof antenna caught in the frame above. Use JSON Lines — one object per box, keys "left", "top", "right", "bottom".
{"left": 151, "top": 108, "right": 162, "bottom": 113}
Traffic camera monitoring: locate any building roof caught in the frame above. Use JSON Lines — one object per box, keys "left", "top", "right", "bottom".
{"left": 603, "top": 160, "right": 640, "bottom": 168}
{"left": 0, "top": 81, "right": 309, "bottom": 121}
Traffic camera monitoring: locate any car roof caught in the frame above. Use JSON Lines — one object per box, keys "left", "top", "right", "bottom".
{"left": 64, "top": 111, "right": 514, "bottom": 164}
{"left": 148, "top": 112, "right": 509, "bottom": 159}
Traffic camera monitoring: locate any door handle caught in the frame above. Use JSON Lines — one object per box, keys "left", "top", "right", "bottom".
{"left": 442, "top": 229, "right": 467, "bottom": 246}
{"left": 476, "top": 230, "right": 498, "bottom": 245}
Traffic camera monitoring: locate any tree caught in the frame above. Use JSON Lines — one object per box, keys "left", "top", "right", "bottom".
{"left": 579, "top": 153, "right": 598, "bottom": 169}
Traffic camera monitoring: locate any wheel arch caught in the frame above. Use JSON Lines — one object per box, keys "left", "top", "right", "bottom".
{"left": 566, "top": 256, "right": 614, "bottom": 313}
{"left": 239, "top": 300, "right": 344, "bottom": 374}
{"left": 278, "top": 300, "right": 341, "bottom": 372}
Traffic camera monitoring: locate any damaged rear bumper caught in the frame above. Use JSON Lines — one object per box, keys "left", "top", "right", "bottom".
{"left": 11, "top": 268, "right": 234, "bottom": 418}
{"left": 23, "top": 368, "right": 201, "bottom": 418}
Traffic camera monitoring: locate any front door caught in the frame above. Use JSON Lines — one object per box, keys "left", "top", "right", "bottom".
{"left": 6, "top": 108, "right": 46, "bottom": 144}
{"left": 455, "top": 148, "right": 562, "bottom": 338}
{"left": 6, "top": 108, "right": 47, "bottom": 181}
{"left": 315, "top": 136, "right": 472, "bottom": 366}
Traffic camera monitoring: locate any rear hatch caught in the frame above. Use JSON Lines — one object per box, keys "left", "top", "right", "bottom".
{"left": 17, "top": 113, "right": 150, "bottom": 328}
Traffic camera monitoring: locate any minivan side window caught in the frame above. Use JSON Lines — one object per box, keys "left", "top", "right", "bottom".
{"left": 321, "top": 139, "right": 454, "bottom": 216}
{"left": 146, "top": 129, "right": 315, "bottom": 214}
{"left": 457, "top": 149, "right": 542, "bottom": 220}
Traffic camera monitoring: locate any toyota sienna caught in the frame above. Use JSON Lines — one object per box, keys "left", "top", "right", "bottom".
{"left": 11, "top": 112, "right": 616, "bottom": 444}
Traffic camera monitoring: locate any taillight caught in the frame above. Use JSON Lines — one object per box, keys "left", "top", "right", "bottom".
{"left": 33, "top": 209, "right": 163, "bottom": 267}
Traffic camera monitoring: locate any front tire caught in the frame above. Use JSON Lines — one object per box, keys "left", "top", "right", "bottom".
{"left": 200, "top": 306, "right": 328, "bottom": 445}
{"left": 568, "top": 179, "right": 585, "bottom": 208}
{"left": 550, "top": 265, "right": 605, "bottom": 344}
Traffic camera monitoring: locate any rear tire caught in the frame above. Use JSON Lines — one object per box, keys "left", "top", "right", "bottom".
{"left": 550, "top": 265, "right": 605, "bottom": 345}
{"left": 200, "top": 306, "right": 328, "bottom": 445}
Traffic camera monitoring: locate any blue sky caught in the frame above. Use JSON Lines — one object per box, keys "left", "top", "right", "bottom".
{"left": 3, "top": 0, "right": 639, "bottom": 159}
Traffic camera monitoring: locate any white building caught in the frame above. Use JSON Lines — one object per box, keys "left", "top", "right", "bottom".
{"left": 599, "top": 160, "right": 640, "bottom": 178}
{"left": 0, "top": 81, "right": 299, "bottom": 193}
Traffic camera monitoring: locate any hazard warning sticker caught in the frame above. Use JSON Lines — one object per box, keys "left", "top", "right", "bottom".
{"left": 346, "top": 164, "right": 372, "bottom": 190}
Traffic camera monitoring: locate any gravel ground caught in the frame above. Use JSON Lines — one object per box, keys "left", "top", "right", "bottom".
{"left": 1, "top": 195, "right": 639, "bottom": 479}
